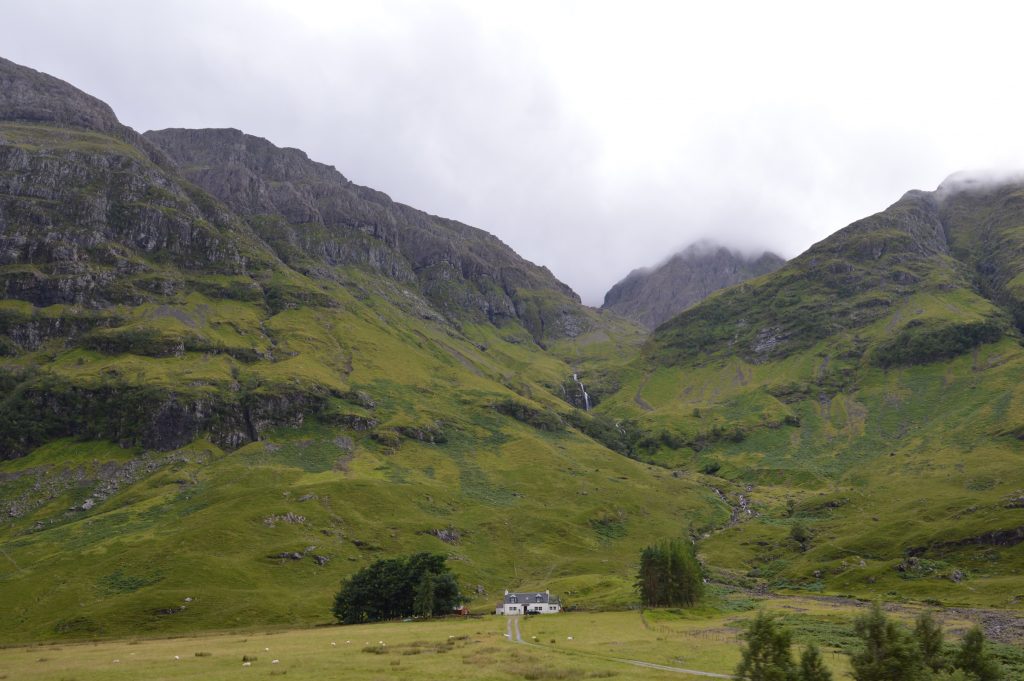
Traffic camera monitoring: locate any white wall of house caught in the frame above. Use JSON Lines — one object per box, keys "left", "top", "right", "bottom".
{"left": 497, "top": 602, "right": 561, "bottom": 615}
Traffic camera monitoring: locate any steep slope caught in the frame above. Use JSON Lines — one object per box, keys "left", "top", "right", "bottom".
{"left": 603, "top": 243, "right": 784, "bottom": 329}
{"left": 144, "top": 127, "right": 587, "bottom": 342}
{"left": 0, "top": 57, "right": 715, "bottom": 641}
{"left": 587, "top": 178, "right": 1024, "bottom": 608}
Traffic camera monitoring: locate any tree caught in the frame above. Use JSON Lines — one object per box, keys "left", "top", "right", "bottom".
{"left": 413, "top": 572, "right": 437, "bottom": 617}
{"left": 332, "top": 552, "right": 462, "bottom": 624}
{"left": 850, "top": 603, "right": 925, "bottom": 681}
{"left": 913, "top": 610, "right": 946, "bottom": 673}
{"left": 636, "top": 539, "right": 703, "bottom": 607}
{"left": 735, "top": 611, "right": 797, "bottom": 681}
{"left": 798, "top": 643, "right": 833, "bottom": 681}
{"left": 954, "top": 626, "right": 1003, "bottom": 681}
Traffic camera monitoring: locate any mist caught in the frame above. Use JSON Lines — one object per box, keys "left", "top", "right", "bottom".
{"left": 4, "top": 1, "right": 1024, "bottom": 305}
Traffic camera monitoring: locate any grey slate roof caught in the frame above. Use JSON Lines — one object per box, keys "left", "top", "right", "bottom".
{"left": 503, "top": 591, "right": 559, "bottom": 604}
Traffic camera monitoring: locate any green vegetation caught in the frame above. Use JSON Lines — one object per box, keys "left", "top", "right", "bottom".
{"left": 3, "top": 59, "right": 1024, "bottom": 655}
{"left": 333, "top": 553, "right": 461, "bottom": 623}
{"left": 636, "top": 539, "right": 704, "bottom": 607}
{"left": 735, "top": 610, "right": 835, "bottom": 681}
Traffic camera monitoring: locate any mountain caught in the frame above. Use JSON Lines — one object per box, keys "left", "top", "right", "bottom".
{"left": 586, "top": 176, "right": 1024, "bottom": 606}
{"left": 3, "top": 53, "right": 1024, "bottom": 643}
{"left": 602, "top": 243, "right": 785, "bottom": 329}
{"left": 0, "top": 56, "right": 700, "bottom": 641}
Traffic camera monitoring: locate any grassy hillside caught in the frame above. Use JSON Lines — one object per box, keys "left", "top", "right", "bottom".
{"left": 3, "top": 54, "right": 1024, "bottom": 648}
{"left": 0, "top": 96, "right": 724, "bottom": 641}
{"left": 583, "top": 183, "right": 1024, "bottom": 610}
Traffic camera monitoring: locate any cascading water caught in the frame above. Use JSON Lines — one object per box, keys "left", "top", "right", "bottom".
{"left": 572, "top": 373, "right": 591, "bottom": 411}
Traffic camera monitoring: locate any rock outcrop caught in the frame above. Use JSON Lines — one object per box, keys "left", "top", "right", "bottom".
{"left": 602, "top": 242, "right": 784, "bottom": 329}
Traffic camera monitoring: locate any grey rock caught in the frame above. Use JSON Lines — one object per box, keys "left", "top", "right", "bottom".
{"left": 603, "top": 242, "right": 785, "bottom": 329}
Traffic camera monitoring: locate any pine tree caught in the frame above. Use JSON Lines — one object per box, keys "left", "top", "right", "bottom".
{"left": 636, "top": 539, "right": 703, "bottom": 607}
{"left": 913, "top": 610, "right": 946, "bottom": 673}
{"left": 850, "top": 603, "right": 925, "bottom": 681}
{"left": 735, "top": 610, "right": 797, "bottom": 681}
{"left": 954, "top": 626, "right": 1003, "bottom": 681}
{"left": 797, "top": 643, "right": 833, "bottom": 681}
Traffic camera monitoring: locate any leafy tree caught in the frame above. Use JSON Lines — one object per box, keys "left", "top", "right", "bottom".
{"left": 798, "top": 643, "right": 833, "bottom": 681}
{"left": 332, "top": 552, "right": 462, "bottom": 624}
{"left": 954, "top": 626, "right": 1003, "bottom": 681}
{"left": 636, "top": 539, "right": 703, "bottom": 607}
{"left": 413, "top": 572, "right": 437, "bottom": 617}
{"left": 913, "top": 610, "right": 946, "bottom": 673}
{"left": 735, "top": 610, "right": 796, "bottom": 681}
{"left": 850, "top": 603, "right": 925, "bottom": 681}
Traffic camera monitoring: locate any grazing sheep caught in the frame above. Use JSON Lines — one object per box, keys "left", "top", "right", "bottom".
{"left": 272, "top": 659, "right": 280, "bottom": 664}
{"left": 242, "top": 661, "right": 251, "bottom": 667}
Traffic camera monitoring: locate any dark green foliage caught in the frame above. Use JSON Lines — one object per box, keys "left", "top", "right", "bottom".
{"left": 332, "top": 553, "right": 462, "bottom": 624}
{"left": 954, "top": 626, "right": 1003, "bottom": 681}
{"left": 734, "top": 610, "right": 796, "bottom": 681}
{"left": 636, "top": 539, "right": 703, "bottom": 608}
{"left": 798, "top": 643, "right": 833, "bottom": 681}
{"left": 871, "top": 318, "right": 1006, "bottom": 368}
{"left": 913, "top": 611, "right": 946, "bottom": 673}
{"left": 790, "top": 522, "right": 810, "bottom": 549}
{"left": 493, "top": 399, "right": 564, "bottom": 432}
{"left": 565, "top": 411, "right": 641, "bottom": 456}
{"left": 850, "top": 603, "right": 925, "bottom": 681}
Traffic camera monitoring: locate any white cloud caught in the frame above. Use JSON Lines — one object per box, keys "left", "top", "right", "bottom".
{"left": 4, "top": 0, "right": 1024, "bottom": 304}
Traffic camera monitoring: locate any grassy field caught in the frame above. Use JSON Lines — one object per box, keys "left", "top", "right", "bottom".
{"left": 3, "top": 597, "right": 1016, "bottom": 681}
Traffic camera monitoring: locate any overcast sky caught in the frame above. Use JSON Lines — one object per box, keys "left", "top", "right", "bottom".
{"left": 4, "top": 1, "right": 1024, "bottom": 304}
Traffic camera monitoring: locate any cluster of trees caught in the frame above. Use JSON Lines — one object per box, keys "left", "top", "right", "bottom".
{"left": 332, "top": 553, "right": 461, "bottom": 624}
{"left": 735, "top": 605, "right": 1003, "bottom": 681}
{"left": 636, "top": 539, "right": 704, "bottom": 608}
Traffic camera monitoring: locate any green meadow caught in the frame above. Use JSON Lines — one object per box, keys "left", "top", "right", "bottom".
{"left": 5, "top": 598, "right": 1021, "bottom": 681}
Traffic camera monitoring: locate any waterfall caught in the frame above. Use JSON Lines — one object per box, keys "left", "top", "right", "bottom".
{"left": 572, "top": 373, "right": 591, "bottom": 411}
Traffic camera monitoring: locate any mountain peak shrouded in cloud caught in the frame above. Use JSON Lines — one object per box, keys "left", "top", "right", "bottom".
{"left": 602, "top": 242, "right": 785, "bottom": 329}
{"left": 934, "top": 169, "right": 1024, "bottom": 203}
{"left": 6, "top": 2, "right": 1024, "bottom": 306}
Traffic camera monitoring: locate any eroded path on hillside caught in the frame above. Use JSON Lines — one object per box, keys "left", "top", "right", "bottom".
{"left": 504, "top": 615, "right": 733, "bottom": 678}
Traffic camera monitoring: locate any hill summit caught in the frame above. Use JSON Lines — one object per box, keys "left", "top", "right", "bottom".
{"left": 602, "top": 242, "right": 785, "bottom": 328}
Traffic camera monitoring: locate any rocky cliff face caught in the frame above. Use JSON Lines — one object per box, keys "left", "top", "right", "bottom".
{"left": 602, "top": 243, "right": 784, "bottom": 329}
{"left": 0, "top": 57, "right": 123, "bottom": 135}
{"left": 652, "top": 180, "right": 1024, "bottom": 365}
{"left": 0, "top": 56, "right": 594, "bottom": 458}
{"left": 143, "top": 128, "right": 588, "bottom": 339}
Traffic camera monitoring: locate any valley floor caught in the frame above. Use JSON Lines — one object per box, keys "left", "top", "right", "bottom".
{"left": 3, "top": 597, "right": 1021, "bottom": 681}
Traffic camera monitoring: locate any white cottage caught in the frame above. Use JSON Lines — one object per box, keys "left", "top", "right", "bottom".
{"left": 495, "top": 589, "right": 561, "bottom": 615}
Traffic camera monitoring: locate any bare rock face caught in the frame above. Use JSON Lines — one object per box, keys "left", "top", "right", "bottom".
{"left": 0, "top": 57, "right": 122, "bottom": 134}
{"left": 143, "top": 128, "right": 588, "bottom": 340}
{"left": 602, "top": 243, "right": 785, "bottom": 329}
{"left": 0, "top": 55, "right": 595, "bottom": 458}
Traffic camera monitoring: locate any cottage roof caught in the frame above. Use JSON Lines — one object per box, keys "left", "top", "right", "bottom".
{"left": 502, "top": 590, "right": 558, "bottom": 604}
